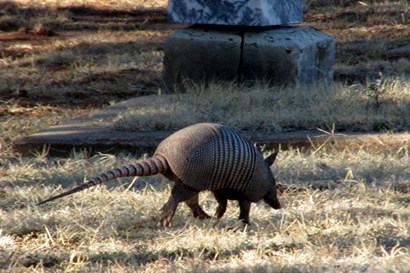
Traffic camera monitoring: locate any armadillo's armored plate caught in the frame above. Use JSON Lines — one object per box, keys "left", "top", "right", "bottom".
{"left": 154, "top": 123, "right": 257, "bottom": 192}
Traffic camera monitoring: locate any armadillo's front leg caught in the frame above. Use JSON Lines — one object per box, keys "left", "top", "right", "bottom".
{"left": 160, "top": 182, "right": 200, "bottom": 227}
{"left": 238, "top": 199, "right": 251, "bottom": 224}
{"left": 213, "top": 192, "right": 228, "bottom": 219}
{"left": 185, "top": 195, "right": 211, "bottom": 219}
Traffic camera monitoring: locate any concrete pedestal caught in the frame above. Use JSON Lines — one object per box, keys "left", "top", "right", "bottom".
{"left": 163, "top": 27, "right": 242, "bottom": 88}
{"left": 242, "top": 27, "right": 335, "bottom": 85}
{"left": 163, "top": 26, "right": 335, "bottom": 91}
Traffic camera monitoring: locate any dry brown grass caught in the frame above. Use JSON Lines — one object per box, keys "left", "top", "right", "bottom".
{"left": 305, "top": 0, "right": 410, "bottom": 82}
{"left": 13, "top": 0, "right": 167, "bottom": 10}
{"left": 0, "top": 0, "right": 170, "bottom": 155}
{"left": 114, "top": 78, "right": 410, "bottom": 133}
{"left": 0, "top": 0, "right": 169, "bottom": 108}
{"left": 1, "top": 1, "right": 410, "bottom": 272}
{"left": 1, "top": 148, "right": 410, "bottom": 272}
{"left": 0, "top": 27, "right": 165, "bottom": 105}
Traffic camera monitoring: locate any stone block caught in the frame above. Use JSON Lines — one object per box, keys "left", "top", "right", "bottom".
{"left": 168, "top": 0, "right": 303, "bottom": 26}
{"left": 163, "top": 27, "right": 242, "bottom": 90}
{"left": 241, "top": 26, "right": 336, "bottom": 85}
{"left": 163, "top": 26, "right": 336, "bottom": 91}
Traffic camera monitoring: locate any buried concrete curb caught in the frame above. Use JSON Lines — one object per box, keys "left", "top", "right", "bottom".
{"left": 14, "top": 95, "right": 410, "bottom": 156}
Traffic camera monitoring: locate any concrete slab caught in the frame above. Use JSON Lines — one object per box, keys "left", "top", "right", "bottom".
{"left": 14, "top": 95, "right": 410, "bottom": 157}
{"left": 15, "top": 95, "right": 172, "bottom": 156}
{"left": 385, "top": 43, "right": 410, "bottom": 59}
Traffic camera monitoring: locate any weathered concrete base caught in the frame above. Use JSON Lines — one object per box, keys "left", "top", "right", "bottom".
{"left": 163, "top": 26, "right": 335, "bottom": 91}
{"left": 163, "top": 27, "right": 242, "bottom": 89}
{"left": 14, "top": 95, "right": 410, "bottom": 157}
{"left": 242, "top": 26, "right": 335, "bottom": 85}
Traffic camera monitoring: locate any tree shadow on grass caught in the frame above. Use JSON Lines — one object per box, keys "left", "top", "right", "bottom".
{"left": 0, "top": 38, "right": 165, "bottom": 107}
{"left": 0, "top": 1, "right": 168, "bottom": 32}
{"left": 0, "top": 1, "right": 176, "bottom": 107}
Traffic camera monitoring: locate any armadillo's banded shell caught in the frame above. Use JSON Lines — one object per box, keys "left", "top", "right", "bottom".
{"left": 154, "top": 123, "right": 257, "bottom": 192}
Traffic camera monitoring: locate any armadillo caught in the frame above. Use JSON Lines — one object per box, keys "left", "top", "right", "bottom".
{"left": 37, "top": 123, "right": 281, "bottom": 226}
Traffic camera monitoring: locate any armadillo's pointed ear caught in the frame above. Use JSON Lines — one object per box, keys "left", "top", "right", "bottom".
{"left": 264, "top": 152, "right": 278, "bottom": 166}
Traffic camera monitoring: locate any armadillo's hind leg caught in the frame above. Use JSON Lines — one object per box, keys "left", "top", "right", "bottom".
{"left": 213, "top": 192, "right": 228, "bottom": 219}
{"left": 160, "top": 182, "right": 199, "bottom": 227}
{"left": 238, "top": 199, "right": 251, "bottom": 224}
{"left": 185, "top": 195, "right": 211, "bottom": 219}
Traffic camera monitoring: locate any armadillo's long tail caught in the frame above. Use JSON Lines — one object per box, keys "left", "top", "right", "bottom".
{"left": 37, "top": 155, "right": 168, "bottom": 205}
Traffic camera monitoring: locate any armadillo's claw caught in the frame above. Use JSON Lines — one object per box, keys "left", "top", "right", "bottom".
{"left": 159, "top": 201, "right": 176, "bottom": 227}
{"left": 191, "top": 207, "right": 211, "bottom": 219}
{"left": 159, "top": 215, "right": 173, "bottom": 227}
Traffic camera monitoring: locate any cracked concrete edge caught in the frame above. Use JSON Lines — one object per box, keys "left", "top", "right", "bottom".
{"left": 14, "top": 95, "right": 171, "bottom": 156}
{"left": 13, "top": 94, "right": 410, "bottom": 157}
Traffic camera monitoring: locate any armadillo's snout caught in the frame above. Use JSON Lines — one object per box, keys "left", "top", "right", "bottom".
{"left": 264, "top": 191, "right": 282, "bottom": 210}
{"left": 273, "top": 199, "right": 281, "bottom": 209}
